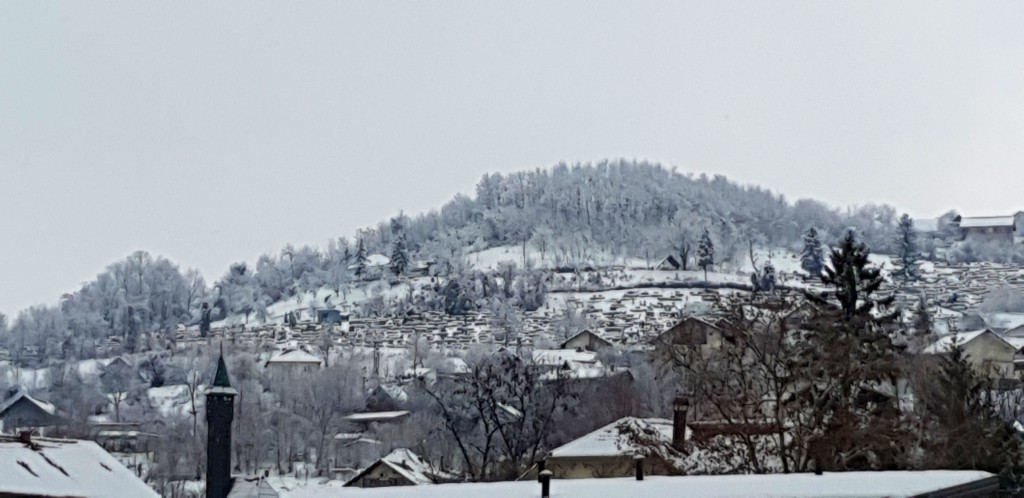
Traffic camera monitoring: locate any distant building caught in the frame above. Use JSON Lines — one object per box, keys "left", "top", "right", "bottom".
{"left": 331, "top": 433, "right": 385, "bottom": 479}
{"left": 531, "top": 348, "right": 601, "bottom": 373}
{"left": 0, "top": 388, "right": 62, "bottom": 435}
{"left": 560, "top": 329, "right": 614, "bottom": 352}
{"left": 343, "top": 410, "right": 411, "bottom": 431}
{"left": 923, "top": 329, "right": 1017, "bottom": 379}
{"left": 655, "top": 255, "right": 682, "bottom": 271}
{"left": 652, "top": 316, "right": 722, "bottom": 366}
{"left": 265, "top": 349, "right": 324, "bottom": 380}
{"left": 0, "top": 432, "right": 159, "bottom": 497}
{"left": 316, "top": 309, "right": 346, "bottom": 325}
{"left": 954, "top": 215, "right": 1016, "bottom": 243}
{"left": 89, "top": 422, "right": 160, "bottom": 455}
{"left": 344, "top": 448, "right": 449, "bottom": 488}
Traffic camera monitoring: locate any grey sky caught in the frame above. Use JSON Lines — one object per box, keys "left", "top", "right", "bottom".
{"left": 2, "top": 1, "right": 1024, "bottom": 315}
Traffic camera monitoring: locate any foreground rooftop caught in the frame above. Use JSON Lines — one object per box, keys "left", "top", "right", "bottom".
{"left": 270, "top": 470, "right": 997, "bottom": 497}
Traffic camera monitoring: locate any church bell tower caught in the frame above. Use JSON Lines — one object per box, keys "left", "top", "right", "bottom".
{"left": 205, "top": 352, "right": 237, "bottom": 498}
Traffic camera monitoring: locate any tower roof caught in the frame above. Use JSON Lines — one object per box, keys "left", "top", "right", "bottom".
{"left": 207, "top": 353, "right": 237, "bottom": 396}
{"left": 213, "top": 354, "right": 232, "bottom": 388}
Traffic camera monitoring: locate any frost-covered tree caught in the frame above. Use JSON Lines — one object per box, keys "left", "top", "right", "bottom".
{"left": 354, "top": 236, "right": 368, "bottom": 278}
{"left": 894, "top": 213, "right": 918, "bottom": 285}
{"left": 800, "top": 227, "right": 825, "bottom": 280}
{"left": 697, "top": 227, "right": 715, "bottom": 281}
{"left": 391, "top": 234, "right": 410, "bottom": 276}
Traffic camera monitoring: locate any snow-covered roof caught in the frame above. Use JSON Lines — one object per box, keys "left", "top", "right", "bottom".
{"left": 326, "top": 471, "right": 996, "bottom": 497}
{"left": 347, "top": 253, "right": 391, "bottom": 271}
{"left": 539, "top": 366, "right": 631, "bottom": 382}
{"left": 959, "top": 216, "right": 1015, "bottom": 229}
{"left": 548, "top": 416, "right": 685, "bottom": 458}
{"left": 344, "top": 448, "right": 439, "bottom": 487}
{"left": 0, "top": 389, "right": 56, "bottom": 417}
{"left": 266, "top": 349, "right": 324, "bottom": 365}
{"left": 0, "top": 435, "right": 159, "bottom": 497}
{"left": 560, "top": 329, "right": 613, "bottom": 348}
{"left": 531, "top": 348, "right": 599, "bottom": 367}
{"left": 343, "top": 410, "right": 411, "bottom": 423}
{"left": 922, "top": 330, "right": 1014, "bottom": 354}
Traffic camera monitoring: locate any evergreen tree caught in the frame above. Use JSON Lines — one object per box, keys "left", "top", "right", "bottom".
{"left": 354, "top": 237, "right": 368, "bottom": 278}
{"left": 390, "top": 234, "right": 410, "bottom": 276}
{"left": 760, "top": 260, "right": 776, "bottom": 291}
{"left": 822, "top": 230, "right": 891, "bottom": 319}
{"left": 800, "top": 227, "right": 825, "bottom": 280}
{"left": 894, "top": 213, "right": 918, "bottom": 285}
{"left": 799, "top": 230, "right": 904, "bottom": 471}
{"left": 915, "top": 343, "right": 1022, "bottom": 477}
{"left": 697, "top": 227, "right": 715, "bottom": 282}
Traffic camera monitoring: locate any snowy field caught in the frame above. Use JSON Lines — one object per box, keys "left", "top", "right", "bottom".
{"left": 268, "top": 471, "right": 995, "bottom": 498}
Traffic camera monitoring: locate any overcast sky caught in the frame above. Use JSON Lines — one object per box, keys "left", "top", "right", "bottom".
{"left": 3, "top": 1, "right": 1024, "bottom": 315}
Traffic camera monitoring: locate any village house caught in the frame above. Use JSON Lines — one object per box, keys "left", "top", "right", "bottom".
{"left": 264, "top": 348, "right": 324, "bottom": 380}
{"left": 0, "top": 388, "right": 63, "bottom": 436}
{"left": 954, "top": 215, "right": 1017, "bottom": 243}
{"left": 89, "top": 422, "right": 161, "bottom": 455}
{"left": 651, "top": 316, "right": 722, "bottom": 367}
{"left": 344, "top": 448, "right": 450, "bottom": 488}
{"left": 560, "top": 329, "right": 614, "bottom": 352}
{"left": 545, "top": 397, "right": 690, "bottom": 479}
{"left": 331, "top": 432, "right": 386, "bottom": 480}
{"left": 532, "top": 348, "right": 602, "bottom": 373}
{"left": 923, "top": 329, "right": 1018, "bottom": 380}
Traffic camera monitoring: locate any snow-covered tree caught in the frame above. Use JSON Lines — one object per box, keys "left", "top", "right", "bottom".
{"left": 391, "top": 234, "right": 410, "bottom": 276}
{"left": 800, "top": 227, "right": 825, "bottom": 280}
{"left": 354, "top": 236, "right": 368, "bottom": 278}
{"left": 894, "top": 213, "right": 918, "bottom": 285}
{"left": 697, "top": 227, "right": 715, "bottom": 281}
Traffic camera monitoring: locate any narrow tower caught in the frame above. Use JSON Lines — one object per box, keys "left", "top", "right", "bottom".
{"left": 205, "top": 352, "right": 237, "bottom": 498}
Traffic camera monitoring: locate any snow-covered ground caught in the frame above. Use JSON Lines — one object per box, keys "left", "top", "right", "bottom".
{"left": 268, "top": 471, "right": 995, "bottom": 498}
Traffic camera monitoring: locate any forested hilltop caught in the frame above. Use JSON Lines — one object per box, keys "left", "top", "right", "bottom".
{"left": 1, "top": 161, "right": 905, "bottom": 363}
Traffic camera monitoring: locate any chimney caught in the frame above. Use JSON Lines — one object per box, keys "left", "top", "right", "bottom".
{"left": 672, "top": 395, "right": 688, "bottom": 452}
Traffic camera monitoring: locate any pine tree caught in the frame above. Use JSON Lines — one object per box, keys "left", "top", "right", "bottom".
{"left": 894, "top": 213, "right": 918, "bottom": 285}
{"left": 800, "top": 227, "right": 825, "bottom": 280}
{"left": 355, "top": 237, "right": 368, "bottom": 278}
{"left": 760, "top": 260, "right": 776, "bottom": 291}
{"left": 697, "top": 227, "right": 715, "bottom": 282}
{"left": 799, "top": 230, "right": 905, "bottom": 471}
{"left": 390, "top": 234, "right": 409, "bottom": 276}
{"left": 916, "top": 343, "right": 1022, "bottom": 475}
{"left": 822, "top": 229, "right": 892, "bottom": 319}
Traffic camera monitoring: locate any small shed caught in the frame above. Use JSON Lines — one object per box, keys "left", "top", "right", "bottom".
{"left": 656, "top": 255, "right": 682, "bottom": 271}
